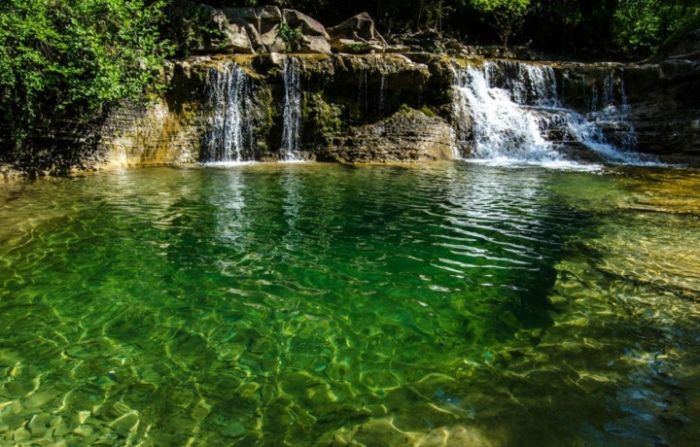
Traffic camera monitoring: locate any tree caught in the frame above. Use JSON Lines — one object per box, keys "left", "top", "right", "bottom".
{"left": 471, "top": 0, "right": 531, "bottom": 46}
{"left": 614, "top": 0, "right": 700, "bottom": 54}
{"left": 0, "top": 0, "right": 172, "bottom": 151}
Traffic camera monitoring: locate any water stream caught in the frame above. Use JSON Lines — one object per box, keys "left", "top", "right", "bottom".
{"left": 203, "top": 63, "right": 256, "bottom": 164}
{"left": 281, "top": 58, "right": 303, "bottom": 161}
{"left": 453, "top": 61, "right": 649, "bottom": 165}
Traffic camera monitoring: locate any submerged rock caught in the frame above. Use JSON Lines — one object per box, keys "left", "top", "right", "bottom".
{"left": 314, "top": 418, "right": 494, "bottom": 447}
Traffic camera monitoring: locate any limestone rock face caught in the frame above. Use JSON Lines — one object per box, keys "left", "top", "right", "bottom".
{"left": 320, "top": 108, "right": 457, "bottom": 163}
{"left": 97, "top": 101, "right": 200, "bottom": 167}
{"left": 26, "top": 49, "right": 698, "bottom": 172}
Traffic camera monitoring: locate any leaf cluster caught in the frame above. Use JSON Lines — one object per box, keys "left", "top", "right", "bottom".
{"left": 277, "top": 21, "right": 303, "bottom": 52}
{"left": 0, "top": 0, "right": 173, "bottom": 151}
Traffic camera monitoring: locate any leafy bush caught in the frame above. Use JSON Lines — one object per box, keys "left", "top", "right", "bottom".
{"left": 613, "top": 0, "right": 700, "bottom": 54}
{"left": 347, "top": 42, "right": 368, "bottom": 53}
{"left": 278, "top": 21, "right": 303, "bottom": 52}
{"left": 0, "top": 0, "right": 173, "bottom": 150}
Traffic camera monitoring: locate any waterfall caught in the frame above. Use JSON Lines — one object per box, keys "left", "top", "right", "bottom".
{"left": 588, "top": 71, "right": 638, "bottom": 152}
{"left": 203, "top": 63, "right": 256, "bottom": 163}
{"left": 282, "top": 58, "right": 303, "bottom": 161}
{"left": 378, "top": 73, "right": 387, "bottom": 116}
{"left": 453, "top": 61, "right": 647, "bottom": 165}
{"left": 453, "top": 64, "right": 562, "bottom": 162}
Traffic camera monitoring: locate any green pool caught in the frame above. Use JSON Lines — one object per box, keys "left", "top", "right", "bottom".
{"left": 1, "top": 162, "right": 698, "bottom": 446}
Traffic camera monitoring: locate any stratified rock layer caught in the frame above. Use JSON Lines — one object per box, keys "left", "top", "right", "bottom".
{"left": 92, "top": 52, "right": 700, "bottom": 168}
{"left": 320, "top": 108, "right": 457, "bottom": 163}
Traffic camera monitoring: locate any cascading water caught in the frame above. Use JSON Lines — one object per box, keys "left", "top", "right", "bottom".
{"left": 453, "top": 65, "right": 562, "bottom": 162}
{"left": 588, "top": 71, "right": 638, "bottom": 152}
{"left": 378, "top": 73, "right": 387, "bottom": 116}
{"left": 203, "top": 63, "right": 256, "bottom": 163}
{"left": 282, "top": 58, "right": 303, "bottom": 161}
{"left": 453, "top": 61, "right": 647, "bottom": 165}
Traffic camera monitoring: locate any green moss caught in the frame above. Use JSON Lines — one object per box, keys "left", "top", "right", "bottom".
{"left": 396, "top": 104, "right": 436, "bottom": 118}
{"left": 419, "top": 105, "right": 437, "bottom": 117}
{"left": 303, "top": 92, "right": 344, "bottom": 141}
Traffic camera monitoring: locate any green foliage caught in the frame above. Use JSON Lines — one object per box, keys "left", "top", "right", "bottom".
{"left": 165, "top": 1, "right": 225, "bottom": 57}
{"left": 278, "top": 21, "right": 303, "bottom": 52}
{"left": 347, "top": 42, "right": 368, "bottom": 53}
{"left": 613, "top": 0, "right": 700, "bottom": 54}
{"left": 419, "top": 105, "right": 436, "bottom": 117}
{"left": 0, "top": 0, "right": 172, "bottom": 150}
{"left": 302, "top": 92, "right": 344, "bottom": 142}
{"left": 470, "top": 0, "right": 531, "bottom": 46}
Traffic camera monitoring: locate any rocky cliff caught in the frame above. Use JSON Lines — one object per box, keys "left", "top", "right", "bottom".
{"left": 96, "top": 52, "right": 461, "bottom": 167}
{"left": 95, "top": 49, "right": 698, "bottom": 168}
{"left": 6, "top": 7, "right": 698, "bottom": 173}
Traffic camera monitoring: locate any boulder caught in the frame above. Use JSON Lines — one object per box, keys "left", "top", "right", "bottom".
{"left": 257, "top": 6, "right": 283, "bottom": 34}
{"left": 222, "top": 23, "right": 255, "bottom": 54}
{"left": 331, "top": 39, "right": 383, "bottom": 54}
{"left": 261, "top": 26, "right": 287, "bottom": 53}
{"left": 222, "top": 7, "right": 283, "bottom": 54}
{"left": 328, "top": 13, "right": 383, "bottom": 43}
{"left": 282, "top": 9, "right": 330, "bottom": 39}
{"left": 296, "top": 35, "right": 333, "bottom": 55}
{"left": 327, "top": 13, "right": 387, "bottom": 53}
{"left": 223, "top": 6, "right": 282, "bottom": 35}
{"left": 211, "top": 7, "right": 333, "bottom": 55}
{"left": 222, "top": 7, "right": 257, "bottom": 24}
{"left": 244, "top": 23, "right": 267, "bottom": 53}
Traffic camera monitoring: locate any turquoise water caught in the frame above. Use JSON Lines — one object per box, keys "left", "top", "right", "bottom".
{"left": 0, "top": 163, "right": 699, "bottom": 446}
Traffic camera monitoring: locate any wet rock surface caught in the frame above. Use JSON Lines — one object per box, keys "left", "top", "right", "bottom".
{"left": 556, "top": 59, "right": 700, "bottom": 164}
{"left": 320, "top": 108, "right": 457, "bottom": 163}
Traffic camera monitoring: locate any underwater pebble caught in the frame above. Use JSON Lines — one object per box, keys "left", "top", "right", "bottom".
{"left": 0, "top": 400, "right": 22, "bottom": 415}
{"left": 14, "top": 427, "right": 31, "bottom": 443}
{"left": 28, "top": 413, "right": 51, "bottom": 437}
{"left": 73, "top": 425, "right": 94, "bottom": 437}
{"left": 191, "top": 401, "right": 211, "bottom": 420}
{"left": 221, "top": 422, "right": 246, "bottom": 438}
{"left": 53, "top": 424, "right": 70, "bottom": 437}
{"left": 110, "top": 412, "right": 139, "bottom": 434}
{"left": 3, "top": 414, "right": 24, "bottom": 431}
{"left": 23, "top": 390, "right": 57, "bottom": 409}
{"left": 549, "top": 296, "right": 567, "bottom": 306}
{"left": 78, "top": 410, "right": 91, "bottom": 425}
{"left": 49, "top": 416, "right": 62, "bottom": 428}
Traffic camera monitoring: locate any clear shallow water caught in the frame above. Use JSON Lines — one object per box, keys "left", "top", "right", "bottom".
{"left": 0, "top": 163, "right": 699, "bottom": 446}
